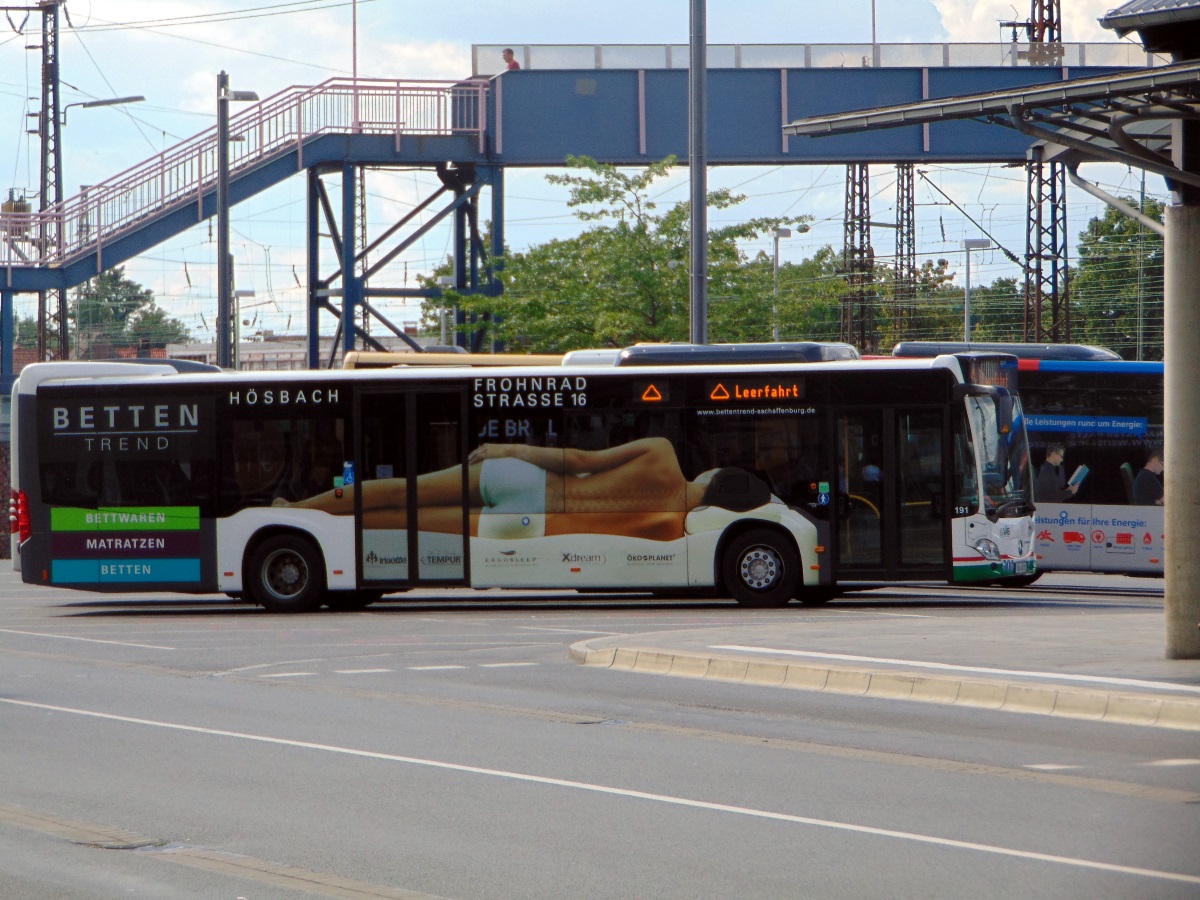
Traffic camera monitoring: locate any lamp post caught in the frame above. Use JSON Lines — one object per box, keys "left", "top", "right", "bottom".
{"left": 61, "top": 95, "right": 144, "bottom": 125}
{"left": 772, "top": 227, "right": 792, "bottom": 341}
{"left": 961, "top": 237, "right": 992, "bottom": 341}
{"left": 216, "top": 71, "right": 259, "bottom": 369}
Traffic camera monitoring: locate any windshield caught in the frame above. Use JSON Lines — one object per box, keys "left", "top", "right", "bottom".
{"left": 965, "top": 392, "right": 1034, "bottom": 519}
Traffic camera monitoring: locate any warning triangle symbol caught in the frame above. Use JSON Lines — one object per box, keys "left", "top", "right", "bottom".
{"left": 710, "top": 383, "right": 730, "bottom": 401}
{"left": 641, "top": 384, "right": 663, "bottom": 402}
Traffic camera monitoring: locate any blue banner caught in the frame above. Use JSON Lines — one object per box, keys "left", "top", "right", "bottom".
{"left": 1025, "top": 414, "right": 1147, "bottom": 436}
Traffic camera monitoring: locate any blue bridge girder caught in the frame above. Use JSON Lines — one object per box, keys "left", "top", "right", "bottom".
{"left": 0, "top": 61, "right": 1140, "bottom": 376}
{"left": 490, "top": 66, "right": 1126, "bottom": 166}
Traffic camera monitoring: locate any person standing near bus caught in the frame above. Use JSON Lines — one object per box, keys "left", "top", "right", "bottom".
{"left": 1035, "top": 442, "right": 1079, "bottom": 502}
{"left": 502, "top": 48, "right": 520, "bottom": 70}
{"left": 1133, "top": 448, "right": 1165, "bottom": 506}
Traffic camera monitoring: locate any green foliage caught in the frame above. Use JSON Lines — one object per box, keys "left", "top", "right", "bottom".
{"left": 14, "top": 315, "right": 39, "bottom": 348}
{"left": 71, "top": 267, "right": 191, "bottom": 356}
{"left": 448, "top": 156, "right": 811, "bottom": 351}
{"left": 1069, "top": 198, "right": 1164, "bottom": 360}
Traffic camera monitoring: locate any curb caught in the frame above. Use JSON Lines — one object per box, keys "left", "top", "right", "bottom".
{"left": 568, "top": 642, "right": 1200, "bottom": 731}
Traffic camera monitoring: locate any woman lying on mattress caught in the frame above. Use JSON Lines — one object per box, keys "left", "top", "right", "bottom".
{"left": 280, "top": 437, "right": 777, "bottom": 541}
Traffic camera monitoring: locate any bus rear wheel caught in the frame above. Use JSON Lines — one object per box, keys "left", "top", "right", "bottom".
{"left": 246, "top": 534, "right": 325, "bottom": 613}
{"left": 723, "top": 529, "right": 799, "bottom": 607}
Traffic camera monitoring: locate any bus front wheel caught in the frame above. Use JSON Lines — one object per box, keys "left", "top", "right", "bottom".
{"left": 246, "top": 534, "right": 325, "bottom": 613}
{"left": 723, "top": 529, "right": 800, "bottom": 607}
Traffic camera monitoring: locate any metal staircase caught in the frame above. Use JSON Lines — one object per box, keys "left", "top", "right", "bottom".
{"left": 1, "top": 77, "right": 487, "bottom": 275}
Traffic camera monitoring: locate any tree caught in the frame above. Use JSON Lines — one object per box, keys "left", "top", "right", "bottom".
{"left": 445, "top": 156, "right": 811, "bottom": 351}
{"left": 772, "top": 247, "right": 848, "bottom": 342}
{"left": 1070, "top": 199, "right": 1164, "bottom": 360}
{"left": 71, "top": 267, "right": 190, "bottom": 356}
{"left": 14, "top": 315, "right": 39, "bottom": 348}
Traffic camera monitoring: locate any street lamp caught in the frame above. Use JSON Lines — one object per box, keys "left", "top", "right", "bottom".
{"left": 217, "top": 71, "right": 260, "bottom": 369}
{"left": 961, "top": 238, "right": 992, "bottom": 341}
{"left": 772, "top": 227, "right": 792, "bottom": 341}
{"left": 61, "top": 95, "right": 145, "bottom": 125}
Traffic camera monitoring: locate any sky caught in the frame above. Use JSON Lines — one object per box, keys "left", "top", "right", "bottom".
{"left": 0, "top": 0, "right": 1161, "bottom": 343}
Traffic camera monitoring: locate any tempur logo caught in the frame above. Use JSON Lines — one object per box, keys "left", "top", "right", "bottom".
{"left": 421, "top": 554, "right": 462, "bottom": 566}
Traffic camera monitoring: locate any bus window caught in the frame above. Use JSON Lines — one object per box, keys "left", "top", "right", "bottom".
{"left": 220, "top": 413, "right": 346, "bottom": 514}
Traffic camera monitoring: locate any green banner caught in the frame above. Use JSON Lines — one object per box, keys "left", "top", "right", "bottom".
{"left": 51, "top": 507, "right": 201, "bottom": 532}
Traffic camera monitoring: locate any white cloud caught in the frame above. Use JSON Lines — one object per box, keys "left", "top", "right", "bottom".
{"left": 930, "top": 0, "right": 1117, "bottom": 43}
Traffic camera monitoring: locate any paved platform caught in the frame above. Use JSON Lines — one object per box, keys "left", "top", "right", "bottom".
{"left": 570, "top": 579, "right": 1200, "bottom": 731}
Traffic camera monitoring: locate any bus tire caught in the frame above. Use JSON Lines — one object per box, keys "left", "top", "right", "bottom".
{"left": 325, "top": 590, "right": 382, "bottom": 611}
{"left": 723, "top": 528, "right": 799, "bottom": 607}
{"left": 245, "top": 534, "right": 325, "bottom": 613}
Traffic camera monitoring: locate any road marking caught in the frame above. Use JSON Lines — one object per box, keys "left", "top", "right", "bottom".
{"left": 0, "top": 628, "right": 175, "bottom": 651}
{"left": 478, "top": 662, "right": 538, "bottom": 668}
{"left": 1025, "top": 764, "right": 1082, "bottom": 771}
{"left": 711, "top": 646, "right": 1200, "bottom": 695}
{"left": 407, "top": 665, "right": 466, "bottom": 671}
{"left": 518, "top": 626, "right": 625, "bottom": 635}
{"left": 0, "top": 802, "right": 442, "bottom": 899}
{"left": 1141, "top": 759, "right": 1200, "bottom": 767}
{"left": 1, "top": 697, "right": 1197, "bottom": 887}
{"left": 336, "top": 668, "right": 394, "bottom": 675}
{"left": 260, "top": 672, "right": 315, "bottom": 678}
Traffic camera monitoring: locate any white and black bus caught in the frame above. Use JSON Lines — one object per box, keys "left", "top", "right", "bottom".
{"left": 10, "top": 344, "right": 1036, "bottom": 611}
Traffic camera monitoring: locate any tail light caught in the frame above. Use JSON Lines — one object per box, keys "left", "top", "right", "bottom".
{"left": 10, "top": 489, "right": 31, "bottom": 543}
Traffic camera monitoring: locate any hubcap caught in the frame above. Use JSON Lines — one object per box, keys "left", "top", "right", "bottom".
{"left": 265, "top": 550, "right": 307, "bottom": 599}
{"left": 740, "top": 547, "right": 781, "bottom": 591}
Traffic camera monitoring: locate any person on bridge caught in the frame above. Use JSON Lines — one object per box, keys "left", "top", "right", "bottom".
{"left": 502, "top": 48, "right": 520, "bottom": 71}
{"left": 281, "top": 437, "right": 774, "bottom": 541}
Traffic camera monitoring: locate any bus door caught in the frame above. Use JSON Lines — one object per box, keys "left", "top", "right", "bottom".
{"left": 834, "top": 409, "right": 949, "bottom": 580}
{"left": 357, "top": 388, "right": 469, "bottom": 586}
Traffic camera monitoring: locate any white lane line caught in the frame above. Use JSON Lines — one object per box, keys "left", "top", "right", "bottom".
{"left": 1141, "top": 759, "right": 1200, "bottom": 767}
{"left": 1024, "top": 764, "right": 1082, "bottom": 771}
{"left": 408, "top": 665, "right": 466, "bottom": 671}
{"left": 711, "top": 646, "right": 1200, "bottom": 695}
{"left": 478, "top": 662, "right": 539, "bottom": 668}
{"left": 259, "top": 672, "right": 315, "bottom": 678}
{"left": 0, "top": 628, "right": 174, "bottom": 651}
{"left": 518, "top": 627, "right": 625, "bottom": 635}
{"left": 335, "top": 668, "right": 394, "bottom": 675}
{"left": 1, "top": 697, "right": 1196, "bottom": 887}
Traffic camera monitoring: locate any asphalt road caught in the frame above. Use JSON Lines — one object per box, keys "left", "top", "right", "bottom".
{"left": 1, "top": 571, "right": 1197, "bottom": 899}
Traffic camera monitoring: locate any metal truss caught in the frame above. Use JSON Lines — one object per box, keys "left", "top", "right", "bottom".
{"left": 306, "top": 162, "right": 504, "bottom": 368}
{"left": 893, "top": 163, "right": 917, "bottom": 341}
{"left": 840, "top": 163, "right": 875, "bottom": 352}
{"left": 1024, "top": 146, "right": 1070, "bottom": 342}
{"left": 34, "top": 1, "right": 66, "bottom": 360}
